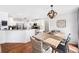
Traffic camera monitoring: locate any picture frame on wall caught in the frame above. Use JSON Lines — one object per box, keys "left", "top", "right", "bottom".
{"left": 56, "top": 20, "right": 66, "bottom": 28}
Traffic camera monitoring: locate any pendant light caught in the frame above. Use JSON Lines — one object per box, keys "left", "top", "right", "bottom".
{"left": 47, "top": 5, "right": 57, "bottom": 19}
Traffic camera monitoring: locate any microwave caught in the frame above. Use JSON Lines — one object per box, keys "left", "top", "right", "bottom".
{"left": 1, "top": 21, "right": 7, "bottom": 26}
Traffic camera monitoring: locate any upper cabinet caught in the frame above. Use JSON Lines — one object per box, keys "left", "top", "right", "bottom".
{"left": 0, "top": 12, "right": 8, "bottom": 21}
{"left": 0, "top": 12, "right": 8, "bottom": 30}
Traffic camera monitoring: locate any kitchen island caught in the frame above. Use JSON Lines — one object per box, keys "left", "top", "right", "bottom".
{"left": 0, "top": 29, "right": 35, "bottom": 44}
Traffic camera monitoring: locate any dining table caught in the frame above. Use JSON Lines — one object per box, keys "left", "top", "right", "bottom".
{"left": 33, "top": 32, "right": 65, "bottom": 52}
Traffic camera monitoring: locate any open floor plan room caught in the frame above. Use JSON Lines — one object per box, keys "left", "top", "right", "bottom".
{"left": 0, "top": 5, "right": 79, "bottom": 53}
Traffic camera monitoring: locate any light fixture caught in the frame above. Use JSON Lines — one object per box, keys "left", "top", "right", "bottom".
{"left": 47, "top": 5, "right": 57, "bottom": 19}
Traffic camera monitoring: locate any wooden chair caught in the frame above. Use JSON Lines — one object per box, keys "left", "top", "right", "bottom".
{"left": 30, "top": 36, "right": 52, "bottom": 53}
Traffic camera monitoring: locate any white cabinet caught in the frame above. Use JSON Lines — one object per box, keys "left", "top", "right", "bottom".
{"left": 0, "top": 31, "right": 6, "bottom": 44}
{"left": 0, "top": 12, "right": 8, "bottom": 30}
{"left": 0, "top": 12, "right": 8, "bottom": 21}
{"left": 6, "top": 30, "right": 26, "bottom": 43}
{"left": 0, "top": 30, "right": 35, "bottom": 44}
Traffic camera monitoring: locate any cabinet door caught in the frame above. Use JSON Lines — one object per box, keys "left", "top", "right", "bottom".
{"left": 6, "top": 31, "right": 26, "bottom": 43}
{"left": 0, "top": 31, "right": 6, "bottom": 43}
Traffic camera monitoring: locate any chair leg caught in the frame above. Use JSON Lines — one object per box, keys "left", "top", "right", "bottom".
{"left": 52, "top": 49, "right": 54, "bottom": 53}
{"left": 67, "top": 46, "right": 69, "bottom": 53}
{"left": 55, "top": 50, "right": 56, "bottom": 53}
{"left": 51, "top": 47, "right": 57, "bottom": 53}
{"left": 52, "top": 50, "right": 56, "bottom": 53}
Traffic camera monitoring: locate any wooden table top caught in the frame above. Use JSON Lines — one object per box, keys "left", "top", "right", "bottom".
{"left": 33, "top": 32, "right": 64, "bottom": 48}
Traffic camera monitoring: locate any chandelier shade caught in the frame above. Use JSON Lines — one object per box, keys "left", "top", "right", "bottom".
{"left": 47, "top": 5, "right": 57, "bottom": 19}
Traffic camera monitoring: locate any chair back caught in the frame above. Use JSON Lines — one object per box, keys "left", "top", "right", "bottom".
{"left": 65, "top": 33, "right": 71, "bottom": 52}
{"left": 30, "top": 36, "right": 43, "bottom": 53}
{"left": 65, "top": 33, "right": 71, "bottom": 45}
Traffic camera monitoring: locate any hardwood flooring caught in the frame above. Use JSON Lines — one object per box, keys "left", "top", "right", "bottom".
{"left": 1, "top": 42, "right": 32, "bottom": 53}
{"left": 0, "top": 42, "right": 78, "bottom": 53}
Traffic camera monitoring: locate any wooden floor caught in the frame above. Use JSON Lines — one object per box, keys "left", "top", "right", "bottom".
{"left": 0, "top": 42, "right": 78, "bottom": 53}
{"left": 1, "top": 42, "right": 32, "bottom": 53}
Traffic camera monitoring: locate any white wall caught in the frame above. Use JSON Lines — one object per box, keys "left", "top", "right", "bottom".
{"left": 48, "top": 6, "right": 78, "bottom": 44}
{"left": 0, "top": 5, "right": 78, "bottom": 44}
{"left": 49, "top": 11, "right": 78, "bottom": 44}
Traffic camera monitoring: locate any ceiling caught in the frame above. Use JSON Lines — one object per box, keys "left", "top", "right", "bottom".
{"left": 0, "top": 5, "right": 79, "bottom": 18}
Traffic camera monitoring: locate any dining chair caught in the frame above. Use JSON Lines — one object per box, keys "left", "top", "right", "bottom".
{"left": 30, "top": 36, "right": 52, "bottom": 53}
{"left": 56, "top": 33, "right": 71, "bottom": 53}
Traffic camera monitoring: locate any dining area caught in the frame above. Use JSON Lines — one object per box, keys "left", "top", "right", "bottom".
{"left": 31, "top": 31, "right": 78, "bottom": 53}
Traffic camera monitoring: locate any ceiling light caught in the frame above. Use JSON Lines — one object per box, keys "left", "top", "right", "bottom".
{"left": 47, "top": 5, "right": 57, "bottom": 19}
